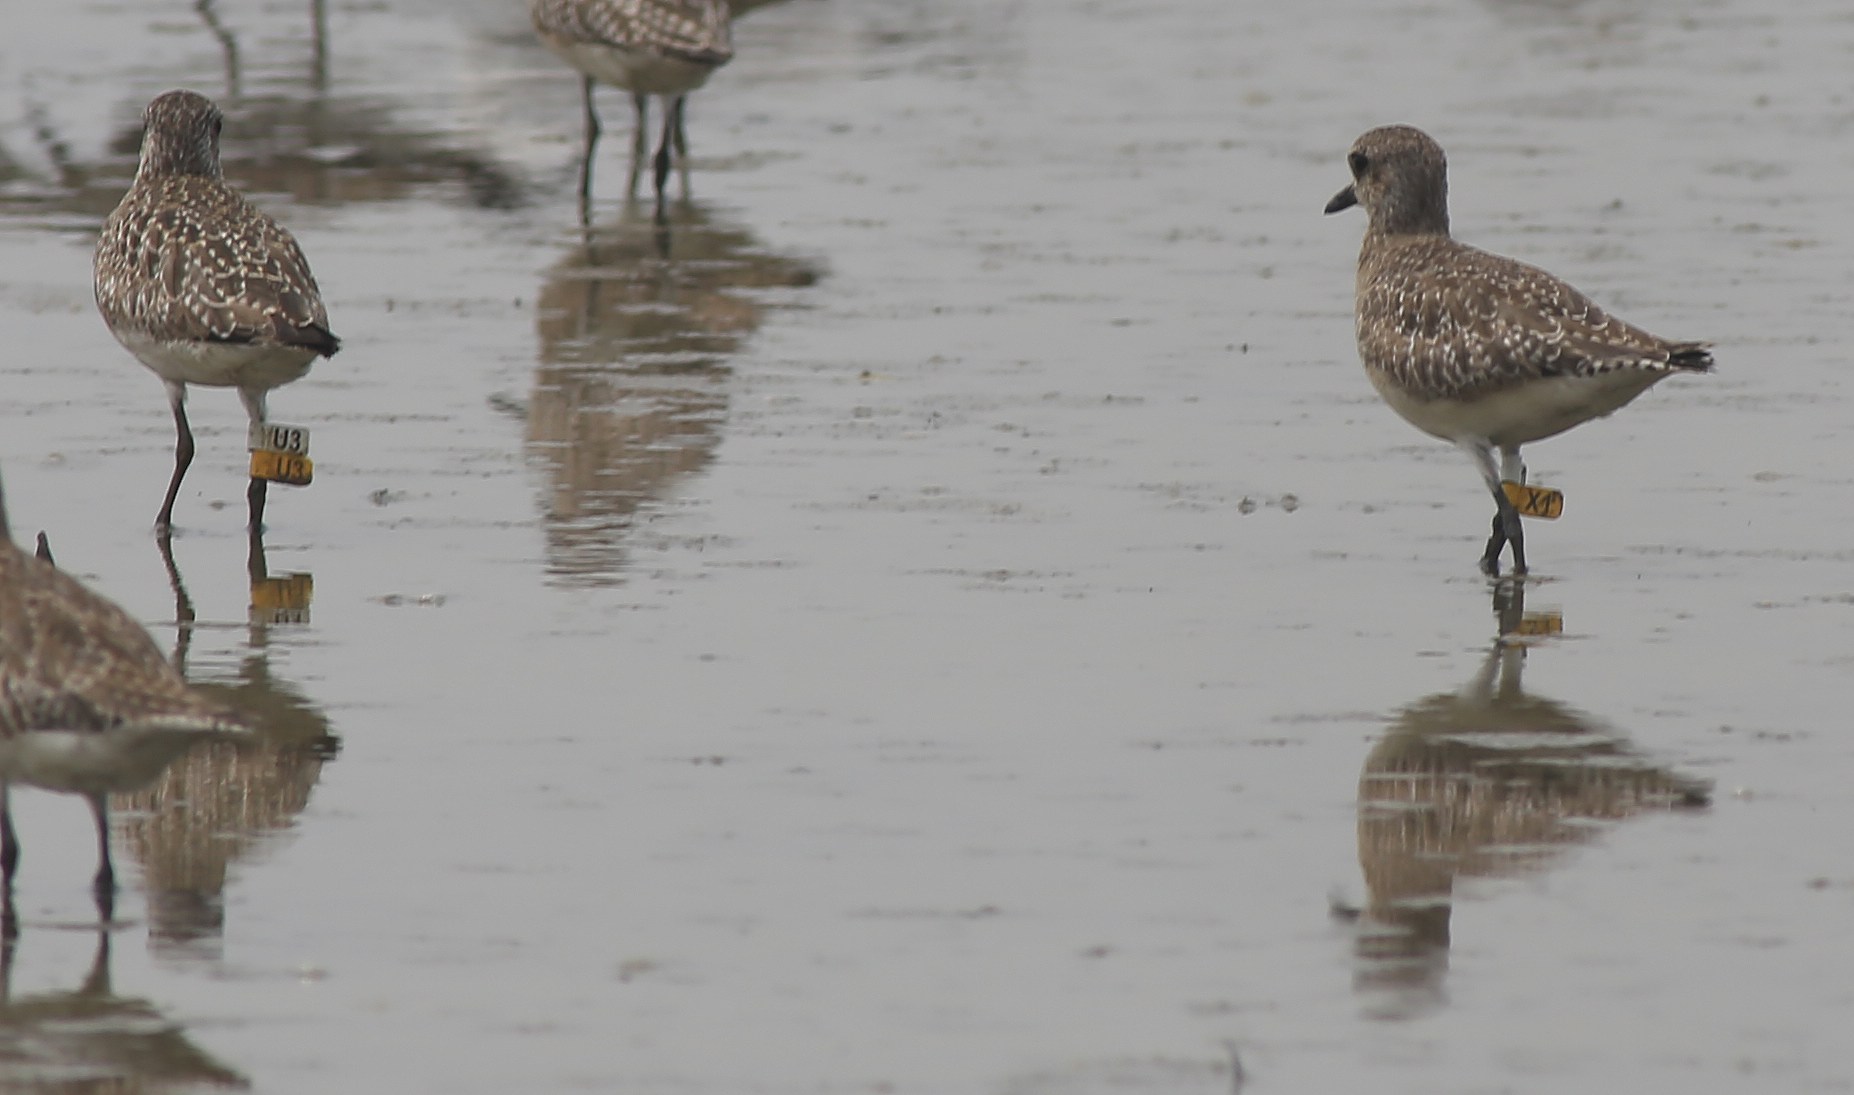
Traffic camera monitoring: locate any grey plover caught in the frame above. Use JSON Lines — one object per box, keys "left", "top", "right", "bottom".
{"left": 1325, "top": 125, "right": 1711, "bottom": 576}
{"left": 530, "top": 0, "right": 733, "bottom": 220}
{"left": 94, "top": 89, "right": 340, "bottom": 531}
{"left": 0, "top": 471, "right": 250, "bottom": 934}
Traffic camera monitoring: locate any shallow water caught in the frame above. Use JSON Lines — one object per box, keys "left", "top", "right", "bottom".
{"left": 1, "top": 0, "right": 1852, "bottom": 1090}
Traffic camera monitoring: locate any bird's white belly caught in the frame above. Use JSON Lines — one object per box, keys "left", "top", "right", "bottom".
{"left": 115, "top": 329, "right": 316, "bottom": 392}
{"left": 0, "top": 727, "right": 213, "bottom": 797}
{"left": 1368, "top": 368, "right": 1665, "bottom": 448}
{"left": 546, "top": 40, "right": 716, "bottom": 96}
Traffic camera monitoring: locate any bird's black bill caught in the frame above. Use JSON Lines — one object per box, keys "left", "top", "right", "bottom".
{"left": 1324, "top": 185, "right": 1357, "bottom": 214}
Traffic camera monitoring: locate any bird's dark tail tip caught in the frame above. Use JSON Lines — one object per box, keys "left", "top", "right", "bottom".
{"left": 307, "top": 325, "right": 342, "bottom": 358}
{"left": 278, "top": 321, "right": 341, "bottom": 358}
{"left": 1670, "top": 343, "right": 1714, "bottom": 372}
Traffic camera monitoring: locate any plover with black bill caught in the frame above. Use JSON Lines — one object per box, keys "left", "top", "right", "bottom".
{"left": 95, "top": 89, "right": 340, "bottom": 532}
{"left": 1325, "top": 125, "right": 1711, "bottom": 576}
{"left": 0, "top": 471, "right": 250, "bottom": 934}
{"left": 531, "top": 0, "right": 733, "bottom": 220}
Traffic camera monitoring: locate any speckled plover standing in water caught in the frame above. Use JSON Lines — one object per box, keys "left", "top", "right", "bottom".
{"left": 1325, "top": 125, "right": 1711, "bottom": 576}
{"left": 530, "top": 0, "right": 733, "bottom": 220}
{"left": 95, "top": 89, "right": 340, "bottom": 532}
{"left": 0, "top": 471, "right": 250, "bottom": 934}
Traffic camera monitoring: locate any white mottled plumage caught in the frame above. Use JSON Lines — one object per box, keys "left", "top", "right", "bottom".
{"left": 0, "top": 472, "right": 250, "bottom": 933}
{"left": 94, "top": 89, "right": 340, "bottom": 531}
{"left": 1325, "top": 125, "right": 1711, "bottom": 576}
{"left": 530, "top": 0, "right": 733, "bottom": 217}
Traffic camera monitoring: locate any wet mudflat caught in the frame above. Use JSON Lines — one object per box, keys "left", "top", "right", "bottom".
{"left": 1, "top": 0, "right": 1852, "bottom": 1090}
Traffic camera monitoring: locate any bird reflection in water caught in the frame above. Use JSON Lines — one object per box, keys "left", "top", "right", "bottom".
{"left": 0, "top": 928, "right": 247, "bottom": 1089}
{"left": 521, "top": 203, "right": 821, "bottom": 585}
{"left": 0, "top": 82, "right": 524, "bottom": 233}
{"left": 192, "top": 0, "right": 334, "bottom": 99}
{"left": 1349, "top": 581, "right": 1710, "bottom": 1019}
{"left": 113, "top": 532, "right": 340, "bottom": 960}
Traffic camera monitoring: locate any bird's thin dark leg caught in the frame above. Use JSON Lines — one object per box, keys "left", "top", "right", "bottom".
{"left": 1, "top": 784, "right": 18, "bottom": 886}
{"left": 1, "top": 786, "right": 15, "bottom": 941}
{"left": 1465, "top": 439, "right": 1526, "bottom": 577}
{"left": 652, "top": 96, "right": 678, "bottom": 224}
{"left": 670, "top": 95, "right": 691, "bottom": 199}
{"left": 1480, "top": 487, "right": 1527, "bottom": 576}
{"left": 158, "top": 384, "right": 194, "bottom": 530}
{"left": 1499, "top": 447, "right": 1527, "bottom": 576}
{"left": 1481, "top": 509, "right": 1508, "bottom": 577}
{"left": 247, "top": 477, "right": 268, "bottom": 531}
{"left": 578, "top": 75, "right": 602, "bottom": 224}
{"left": 625, "top": 92, "right": 648, "bottom": 199}
{"left": 88, "top": 795, "right": 115, "bottom": 928}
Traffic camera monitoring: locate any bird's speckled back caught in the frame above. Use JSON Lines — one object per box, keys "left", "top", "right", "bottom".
{"left": 1335, "top": 125, "right": 1711, "bottom": 402}
{"left": 0, "top": 479, "right": 248, "bottom": 738}
{"left": 93, "top": 90, "right": 339, "bottom": 356}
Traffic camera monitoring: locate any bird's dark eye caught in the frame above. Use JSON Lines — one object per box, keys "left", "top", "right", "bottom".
{"left": 1348, "top": 151, "right": 1369, "bottom": 176}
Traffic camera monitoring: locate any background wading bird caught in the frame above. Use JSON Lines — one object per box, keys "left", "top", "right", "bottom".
{"left": 0, "top": 472, "right": 252, "bottom": 934}
{"left": 531, "top": 0, "right": 734, "bottom": 222}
